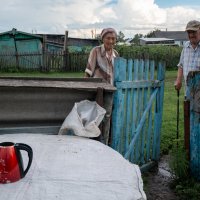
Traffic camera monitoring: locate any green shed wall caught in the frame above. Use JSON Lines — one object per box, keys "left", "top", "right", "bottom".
{"left": 0, "top": 33, "right": 42, "bottom": 53}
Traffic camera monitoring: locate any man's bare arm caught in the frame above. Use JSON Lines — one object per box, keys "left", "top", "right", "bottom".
{"left": 175, "top": 67, "right": 183, "bottom": 90}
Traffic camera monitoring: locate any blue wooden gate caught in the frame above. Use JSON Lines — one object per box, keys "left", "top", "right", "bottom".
{"left": 187, "top": 71, "right": 200, "bottom": 180}
{"left": 111, "top": 57, "right": 165, "bottom": 170}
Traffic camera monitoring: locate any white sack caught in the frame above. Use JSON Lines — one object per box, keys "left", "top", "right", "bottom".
{"left": 58, "top": 100, "right": 106, "bottom": 137}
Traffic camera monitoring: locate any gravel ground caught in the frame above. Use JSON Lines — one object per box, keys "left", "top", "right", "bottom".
{"left": 143, "top": 155, "right": 179, "bottom": 200}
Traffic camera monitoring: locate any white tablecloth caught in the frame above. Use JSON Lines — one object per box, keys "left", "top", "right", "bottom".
{"left": 0, "top": 134, "right": 146, "bottom": 200}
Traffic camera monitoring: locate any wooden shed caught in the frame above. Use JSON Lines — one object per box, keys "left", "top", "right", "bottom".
{"left": 0, "top": 28, "right": 43, "bottom": 69}
{"left": 0, "top": 28, "right": 43, "bottom": 53}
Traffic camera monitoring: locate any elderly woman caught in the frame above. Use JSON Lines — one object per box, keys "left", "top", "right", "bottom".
{"left": 84, "top": 28, "right": 119, "bottom": 85}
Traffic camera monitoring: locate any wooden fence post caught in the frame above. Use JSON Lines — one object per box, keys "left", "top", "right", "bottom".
{"left": 42, "top": 35, "right": 47, "bottom": 71}
{"left": 63, "top": 31, "right": 69, "bottom": 71}
{"left": 187, "top": 71, "right": 200, "bottom": 180}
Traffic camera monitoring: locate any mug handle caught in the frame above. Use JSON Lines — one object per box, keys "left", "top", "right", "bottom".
{"left": 15, "top": 143, "right": 33, "bottom": 178}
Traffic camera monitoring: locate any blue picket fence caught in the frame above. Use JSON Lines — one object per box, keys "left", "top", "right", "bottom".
{"left": 111, "top": 57, "right": 165, "bottom": 169}
{"left": 187, "top": 71, "right": 200, "bottom": 180}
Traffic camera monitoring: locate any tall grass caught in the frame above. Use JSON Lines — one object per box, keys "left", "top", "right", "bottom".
{"left": 161, "top": 70, "right": 184, "bottom": 154}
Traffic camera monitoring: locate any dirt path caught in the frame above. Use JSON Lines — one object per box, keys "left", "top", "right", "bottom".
{"left": 143, "top": 155, "right": 179, "bottom": 200}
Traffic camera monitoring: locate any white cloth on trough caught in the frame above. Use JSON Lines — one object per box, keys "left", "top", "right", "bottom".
{"left": 0, "top": 134, "right": 146, "bottom": 200}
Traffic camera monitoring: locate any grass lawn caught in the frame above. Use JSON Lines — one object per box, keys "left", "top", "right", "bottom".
{"left": 161, "top": 70, "right": 184, "bottom": 154}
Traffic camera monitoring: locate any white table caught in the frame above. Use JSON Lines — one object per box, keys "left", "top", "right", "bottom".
{"left": 0, "top": 134, "right": 146, "bottom": 200}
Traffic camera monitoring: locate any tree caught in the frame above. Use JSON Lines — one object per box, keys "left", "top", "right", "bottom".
{"left": 117, "top": 31, "right": 125, "bottom": 42}
{"left": 132, "top": 33, "right": 143, "bottom": 45}
{"left": 145, "top": 28, "right": 161, "bottom": 38}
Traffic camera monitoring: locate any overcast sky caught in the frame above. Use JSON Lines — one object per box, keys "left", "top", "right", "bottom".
{"left": 1, "top": 0, "right": 200, "bottom": 38}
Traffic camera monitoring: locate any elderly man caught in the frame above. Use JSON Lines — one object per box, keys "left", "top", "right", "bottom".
{"left": 175, "top": 20, "right": 200, "bottom": 154}
{"left": 175, "top": 20, "right": 200, "bottom": 96}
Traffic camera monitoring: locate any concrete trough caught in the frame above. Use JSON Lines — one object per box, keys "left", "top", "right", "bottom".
{"left": 0, "top": 77, "right": 116, "bottom": 137}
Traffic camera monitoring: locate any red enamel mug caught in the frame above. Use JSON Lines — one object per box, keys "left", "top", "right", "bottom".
{"left": 0, "top": 142, "right": 33, "bottom": 184}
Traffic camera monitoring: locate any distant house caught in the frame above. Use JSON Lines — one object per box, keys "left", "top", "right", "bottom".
{"left": 0, "top": 28, "right": 43, "bottom": 69}
{"left": 152, "top": 31, "right": 188, "bottom": 46}
{"left": 0, "top": 28, "right": 43, "bottom": 53}
{"left": 139, "top": 37, "right": 175, "bottom": 45}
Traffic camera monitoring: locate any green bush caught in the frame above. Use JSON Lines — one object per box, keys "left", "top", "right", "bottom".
{"left": 115, "top": 45, "right": 182, "bottom": 70}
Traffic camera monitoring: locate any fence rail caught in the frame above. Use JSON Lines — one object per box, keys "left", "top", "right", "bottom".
{"left": 0, "top": 51, "right": 89, "bottom": 72}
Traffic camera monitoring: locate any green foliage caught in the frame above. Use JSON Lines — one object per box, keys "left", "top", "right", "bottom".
{"left": 169, "top": 140, "right": 189, "bottom": 180}
{"left": 145, "top": 28, "right": 161, "bottom": 38}
{"left": 68, "top": 45, "right": 93, "bottom": 53}
{"left": 115, "top": 45, "right": 182, "bottom": 70}
{"left": 81, "top": 46, "right": 93, "bottom": 53}
{"left": 117, "top": 31, "right": 125, "bottom": 42}
{"left": 172, "top": 178, "right": 200, "bottom": 200}
{"left": 131, "top": 33, "right": 143, "bottom": 45}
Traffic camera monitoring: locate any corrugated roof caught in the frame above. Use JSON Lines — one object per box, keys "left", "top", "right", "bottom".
{"left": 153, "top": 31, "right": 188, "bottom": 40}
{"left": 0, "top": 28, "right": 43, "bottom": 39}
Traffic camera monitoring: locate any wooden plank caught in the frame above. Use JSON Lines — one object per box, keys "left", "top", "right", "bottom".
{"left": 118, "top": 59, "right": 127, "bottom": 154}
{"left": 140, "top": 59, "right": 149, "bottom": 164}
{"left": 130, "top": 59, "right": 139, "bottom": 163}
{"left": 114, "top": 57, "right": 127, "bottom": 82}
{"left": 120, "top": 91, "right": 126, "bottom": 154}
{"left": 111, "top": 89, "right": 123, "bottom": 150}
{"left": 125, "top": 88, "right": 158, "bottom": 159}
{"left": 146, "top": 61, "right": 155, "bottom": 161}
{"left": 116, "top": 80, "right": 161, "bottom": 89}
{"left": 112, "top": 57, "right": 127, "bottom": 152}
{"left": 155, "top": 62, "right": 165, "bottom": 160}
{"left": 187, "top": 71, "right": 200, "bottom": 179}
{"left": 152, "top": 62, "right": 165, "bottom": 160}
{"left": 125, "top": 59, "right": 133, "bottom": 155}
{"left": 111, "top": 58, "right": 122, "bottom": 150}
{"left": 135, "top": 59, "right": 144, "bottom": 163}
{"left": 0, "top": 78, "right": 116, "bottom": 92}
